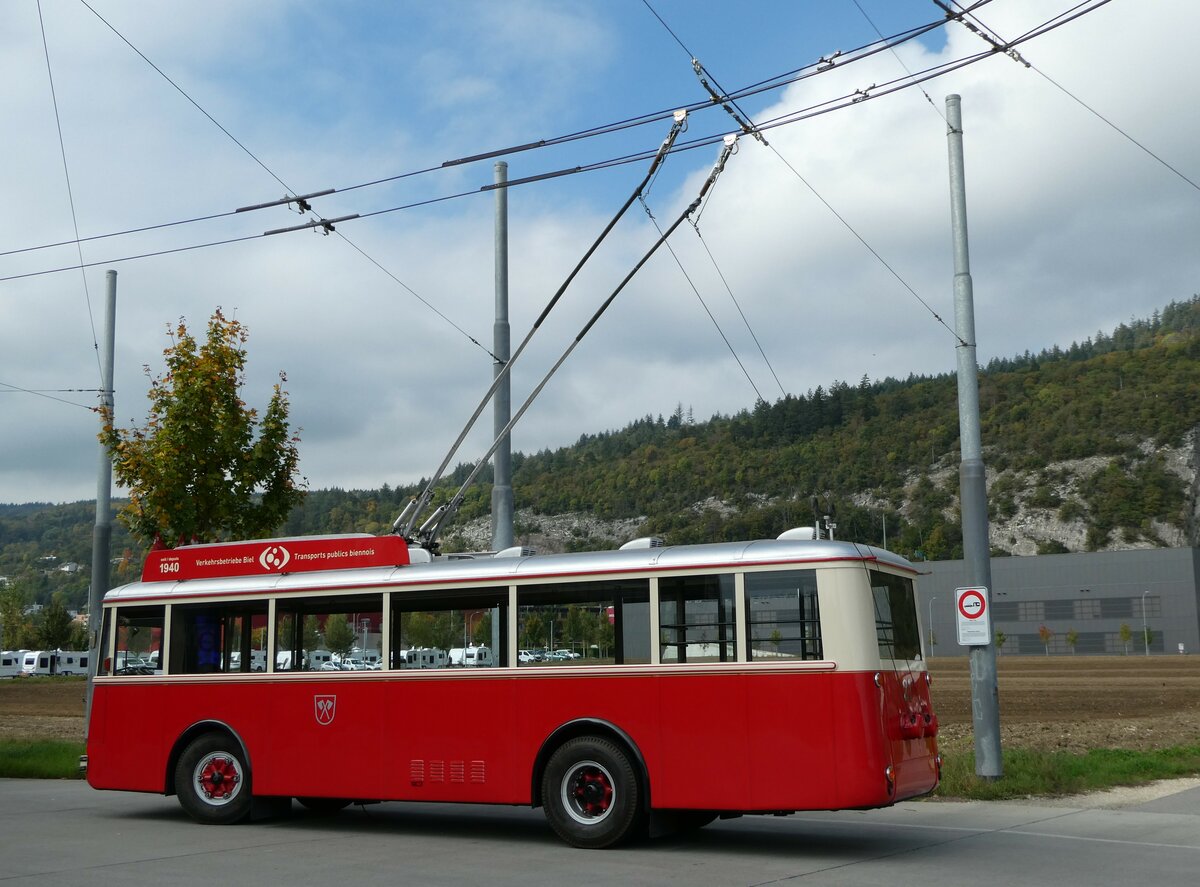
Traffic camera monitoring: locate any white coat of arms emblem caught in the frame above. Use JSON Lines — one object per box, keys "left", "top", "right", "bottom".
{"left": 314, "top": 695, "right": 336, "bottom": 725}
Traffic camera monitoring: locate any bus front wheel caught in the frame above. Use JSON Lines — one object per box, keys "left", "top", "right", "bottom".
{"left": 541, "top": 736, "right": 642, "bottom": 849}
{"left": 175, "top": 733, "right": 252, "bottom": 825}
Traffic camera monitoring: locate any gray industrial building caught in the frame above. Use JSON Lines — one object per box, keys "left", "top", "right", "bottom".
{"left": 918, "top": 548, "right": 1200, "bottom": 657}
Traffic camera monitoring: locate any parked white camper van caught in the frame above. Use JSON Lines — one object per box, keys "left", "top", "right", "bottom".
{"left": 448, "top": 646, "right": 494, "bottom": 667}
{"left": 398, "top": 648, "right": 447, "bottom": 669}
{"left": 1, "top": 651, "right": 23, "bottom": 678}
{"left": 306, "top": 649, "right": 334, "bottom": 670}
{"left": 55, "top": 651, "right": 89, "bottom": 675}
{"left": 229, "top": 650, "right": 266, "bottom": 672}
{"left": 21, "top": 650, "right": 66, "bottom": 676}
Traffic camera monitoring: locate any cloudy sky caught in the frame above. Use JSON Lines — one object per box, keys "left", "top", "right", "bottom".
{"left": 1, "top": 0, "right": 1196, "bottom": 508}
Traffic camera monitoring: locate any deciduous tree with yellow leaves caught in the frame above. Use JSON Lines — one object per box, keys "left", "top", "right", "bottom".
{"left": 100, "top": 309, "right": 305, "bottom": 548}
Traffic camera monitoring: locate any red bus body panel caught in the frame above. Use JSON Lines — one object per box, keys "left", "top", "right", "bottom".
{"left": 87, "top": 666, "right": 937, "bottom": 811}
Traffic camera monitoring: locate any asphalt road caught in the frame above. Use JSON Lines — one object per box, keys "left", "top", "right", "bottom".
{"left": 2, "top": 779, "right": 1198, "bottom": 886}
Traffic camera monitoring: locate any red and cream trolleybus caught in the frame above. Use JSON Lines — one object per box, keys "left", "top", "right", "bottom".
{"left": 85, "top": 530, "right": 939, "bottom": 848}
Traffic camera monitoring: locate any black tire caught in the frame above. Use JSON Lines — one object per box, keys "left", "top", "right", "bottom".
{"left": 175, "top": 733, "right": 252, "bottom": 825}
{"left": 296, "top": 797, "right": 352, "bottom": 814}
{"left": 541, "top": 736, "right": 642, "bottom": 849}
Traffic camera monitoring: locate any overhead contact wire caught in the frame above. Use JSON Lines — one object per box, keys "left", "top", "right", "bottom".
{"left": 7, "top": 3, "right": 965, "bottom": 261}
{"left": 416, "top": 138, "right": 734, "bottom": 548}
{"left": 37, "top": 0, "right": 101, "bottom": 380}
{"left": 6, "top": 1, "right": 1112, "bottom": 292}
{"left": 691, "top": 225, "right": 787, "bottom": 398}
{"left": 946, "top": 0, "right": 1198, "bottom": 193}
{"left": 642, "top": 194, "right": 766, "bottom": 404}
{"left": 643, "top": 0, "right": 959, "bottom": 345}
{"left": 397, "top": 114, "right": 690, "bottom": 540}
{"left": 75, "top": 0, "right": 494, "bottom": 360}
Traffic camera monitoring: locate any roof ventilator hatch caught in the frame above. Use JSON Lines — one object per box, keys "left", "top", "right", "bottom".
{"left": 620, "top": 537, "right": 665, "bottom": 550}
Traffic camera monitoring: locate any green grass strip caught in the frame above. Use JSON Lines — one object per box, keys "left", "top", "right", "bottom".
{"left": 6, "top": 735, "right": 1200, "bottom": 798}
{"left": 936, "top": 745, "right": 1200, "bottom": 800}
{"left": 0, "top": 739, "right": 86, "bottom": 779}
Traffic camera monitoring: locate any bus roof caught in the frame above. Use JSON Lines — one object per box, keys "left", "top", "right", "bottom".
{"left": 103, "top": 535, "right": 918, "bottom": 604}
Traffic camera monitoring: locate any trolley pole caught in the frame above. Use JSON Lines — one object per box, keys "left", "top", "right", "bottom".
{"left": 86, "top": 270, "right": 117, "bottom": 729}
{"left": 491, "top": 161, "right": 514, "bottom": 551}
{"left": 946, "top": 95, "right": 1002, "bottom": 779}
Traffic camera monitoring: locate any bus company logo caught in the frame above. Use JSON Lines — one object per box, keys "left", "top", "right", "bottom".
{"left": 314, "top": 695, "right": 336, "bottom": 726}
{"left": 259, "top": 545, "right": 291, "bottom": 572}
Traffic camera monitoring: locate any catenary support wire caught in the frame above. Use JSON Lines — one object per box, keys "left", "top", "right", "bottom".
{"left": 393, "top": 111, "right": 690, "bottom": 540}
{"left": 412, "top": 136, "right": 739, "bottom": 550}
{"left": 941, "top": 0, "right": 1198, "bottom": 193}
{"left": 5, "top": 3, "right": 976, "bottom": 263}
{"left": 637, "top": 135, "right": 768, "bottom": 404}
{"left": 37, "top": 0, "right": 101, "bottom": 381}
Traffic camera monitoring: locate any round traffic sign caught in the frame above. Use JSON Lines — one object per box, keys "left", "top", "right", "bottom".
{"left": 958, "top": 589, "right": 986, "bottom": 619}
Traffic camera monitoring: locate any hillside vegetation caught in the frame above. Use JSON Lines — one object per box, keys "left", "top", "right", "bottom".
{"left": 3, "top": 297, "right": 1197, "bottom": 616}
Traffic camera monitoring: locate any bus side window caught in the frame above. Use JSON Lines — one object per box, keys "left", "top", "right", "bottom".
{"left": 516, "top": 579, "right": 648, "bottom": 666}
{"left": 659, "top": 574, "right": 736, "bottom": 664}
{"left": 745, "top": 569, "right": 822, "bottom": 661}
{"left": 275, "top": 594, "right": 383, "bottom": 672}
{"left": 392, "top": 590, "right": 506, "bottom": 670}
{"left": 96, "top": 607, "right": 115, "bottom": 676}
{"left": 112, "top": 606, "right": 165, "bottom": 675}
{"left": 171, "top": 608, "right": 226, "bottom": 674}
{"left": 870, "top": 570, "right": 921, "bottom": 661}
{"left": 170, "top": 604, "right": 269, "bottom": 674}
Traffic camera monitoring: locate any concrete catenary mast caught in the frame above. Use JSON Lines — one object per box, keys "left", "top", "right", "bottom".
{"left": 947, "top": 94, "right": 1002, "bottom": 779}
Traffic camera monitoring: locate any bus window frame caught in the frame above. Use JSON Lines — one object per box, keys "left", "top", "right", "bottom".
{"left": 657, "top": 572, "right": 737, "bottom": 664}
{"left": 515, "top": 577, "right": 650, "bottom": 666}
{"left": 390, "top": 585, "right": 508, "bottom": 670}
{"left": 94, "top": 558, "right": 906, "bottom": 677}
{"left": 743, "top": 567, "right": 824, "bottom": 662}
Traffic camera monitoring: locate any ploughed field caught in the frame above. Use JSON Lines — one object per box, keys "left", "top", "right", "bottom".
{"left": 3, "top": 656, "right": 1200, "bottom": 753}
{"left": 0, "top": 678, "right": 87, "bottom": 741}
{"left": 928, "top": 655, "right": 1200, "bottom": 755}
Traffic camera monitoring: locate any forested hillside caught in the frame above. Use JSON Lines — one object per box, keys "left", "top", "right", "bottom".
{"left": 3, "top": 296, "right": 1197, "bottom": 617}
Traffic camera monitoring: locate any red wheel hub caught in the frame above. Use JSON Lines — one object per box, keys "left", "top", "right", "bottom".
{"left": 198, "top": 755, "right": 240, "bottom": 800}
{"left": 572, "top": 768, "right": 613, "bottom": 817}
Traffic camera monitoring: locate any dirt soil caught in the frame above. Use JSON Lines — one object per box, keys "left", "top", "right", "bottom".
{"left": 0, "top": 679, "right": 88, "bottom": 741}
{"left": 928, "top": 655, "right": 1200, "bottom": 756}
{"left": 4, "top": 656, "right": 1200, "bottom": 753}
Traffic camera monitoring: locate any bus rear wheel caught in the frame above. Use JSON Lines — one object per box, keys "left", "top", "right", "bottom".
{"left": 175, "top": 733, "right": 252, "bottom": 825}
{"left": 541, "top": 736, "right": 641, "bottom": 849}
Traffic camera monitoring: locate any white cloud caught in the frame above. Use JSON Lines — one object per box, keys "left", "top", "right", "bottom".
{"left": 2, "top": 1, "right": 1197, "bottom": 505}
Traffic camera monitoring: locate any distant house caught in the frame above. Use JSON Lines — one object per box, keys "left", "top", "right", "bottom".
{"left": 58, "top": 562, "right": 81, "bottom": 574}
